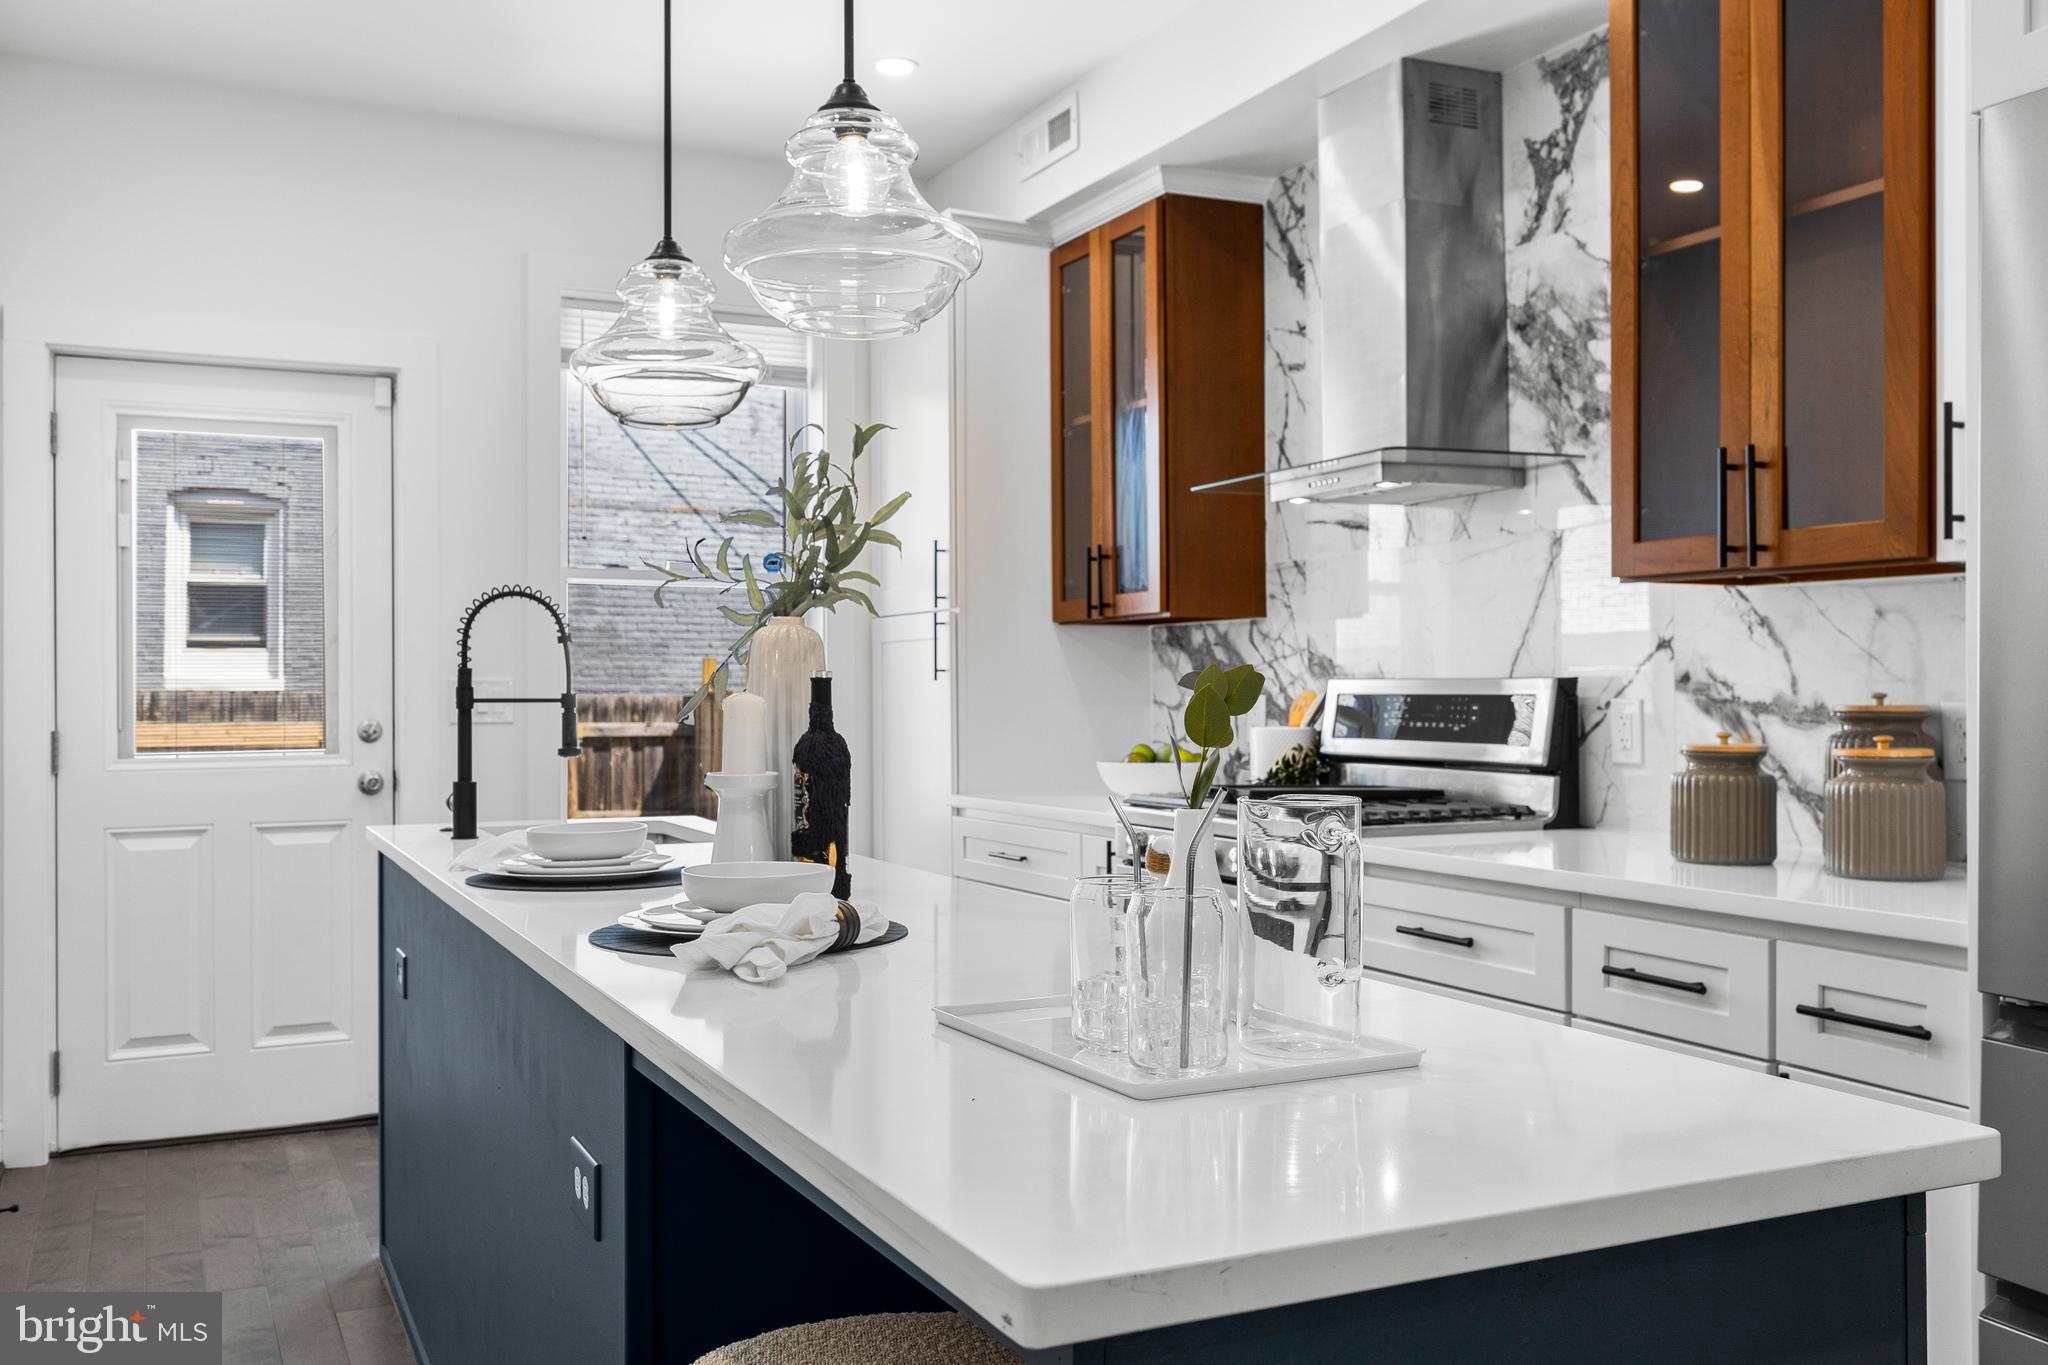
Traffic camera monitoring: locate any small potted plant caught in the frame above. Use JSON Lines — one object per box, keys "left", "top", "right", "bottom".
{"left": 1160, "top": 663, "right": 1265, "bottom": 892}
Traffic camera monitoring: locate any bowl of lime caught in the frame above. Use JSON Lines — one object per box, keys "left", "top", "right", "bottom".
{"left": 1096, "top": 742, "right": 1198, "bottom": 799}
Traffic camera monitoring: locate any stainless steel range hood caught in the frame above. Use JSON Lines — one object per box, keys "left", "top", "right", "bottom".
{"left": 1198, "top": 58, "right": 1583, "bottom": 506}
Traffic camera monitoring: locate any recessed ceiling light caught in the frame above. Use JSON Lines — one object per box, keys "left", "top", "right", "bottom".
{"left": 1669, "top": 177, "right": 1705, "bottom": 194}
{"left": 874, "top": 56, "right": 919, "bottom": 78}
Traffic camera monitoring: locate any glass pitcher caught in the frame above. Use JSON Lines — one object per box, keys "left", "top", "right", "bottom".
{"left": 1235, "top": 793, "right": 1368, "bottom": 1059}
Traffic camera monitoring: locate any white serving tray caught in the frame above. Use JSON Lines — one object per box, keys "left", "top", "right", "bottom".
{"left": 933, "top": 996, "right": 1423, "bottom": 1099}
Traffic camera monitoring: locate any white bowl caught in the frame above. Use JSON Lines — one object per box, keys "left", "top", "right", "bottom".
{"left": 1096, "top": 760, "right": 1187, "bottom": 799}
{"left": 526, "top": 820, "right": 648, "bottom": 862}
{"left": 682, "top": 860, "right": 834, "bottom": 911}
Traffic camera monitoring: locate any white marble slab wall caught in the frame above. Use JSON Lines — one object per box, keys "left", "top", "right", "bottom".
{"left": 1151, "top": 28, "right": 1967, "bottom": 855}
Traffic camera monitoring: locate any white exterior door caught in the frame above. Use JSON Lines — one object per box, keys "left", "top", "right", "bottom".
{"left": 53, "top": 357, "right": 393, "bottom": 1149}
{"left": 867, "top": 313, "right": 955, "bottom": 875}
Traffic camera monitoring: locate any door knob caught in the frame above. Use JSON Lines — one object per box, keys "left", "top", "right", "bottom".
{"left": 357, "top": 771, "right": 386, "bottom": 795}
{"left": 357, "top": 719, "right": 385, "bottom": 743}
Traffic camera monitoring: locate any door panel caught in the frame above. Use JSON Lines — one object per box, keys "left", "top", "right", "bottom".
{"left": 55, "top": 357, "right": 392, "bottom": 1148}
{"left": 1106, "top": 208, "right": 1162, "bottom": 617}
{"left": 1050, "top": 237, "right": 1099, "bottom": 622}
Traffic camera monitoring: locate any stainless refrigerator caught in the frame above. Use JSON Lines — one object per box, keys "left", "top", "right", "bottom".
{"left": 1978, "top": 79, "right": 2048, "bottom": 1364}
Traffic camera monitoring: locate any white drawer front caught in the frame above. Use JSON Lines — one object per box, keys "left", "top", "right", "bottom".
{"left": 952, "top": 817, "right": 1082, "bottom": 899}
{"left": 1571, "top": 1017, "right": 1775, "bottom": 1073}
{"left": 1775, "top": 943, "right": 1970, "bottom": 1105}
{"left": 1571, "top": 908, "right": 1771, "bottom": 1058}
{"left": 1359, "top": 876, "right": 1568, "bottom": 1011}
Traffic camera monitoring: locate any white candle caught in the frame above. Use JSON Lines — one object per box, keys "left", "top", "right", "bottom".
{"left": 721, "top": 691, "right": 769, "bottom": 775}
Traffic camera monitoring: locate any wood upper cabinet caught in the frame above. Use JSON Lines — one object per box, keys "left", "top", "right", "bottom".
{"left": 1612, "top": 0, "right": 1947, "bottom": 582}
{"left": 1050, "top": 195, "right": 1266, "bottom": 623}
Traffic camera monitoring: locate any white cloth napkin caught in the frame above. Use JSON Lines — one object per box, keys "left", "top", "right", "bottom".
{"left": 670, "top": 892, "right": 891, "bottom": 984}
{"left": 451, "top": 828, "right": 657, "bottom": 874}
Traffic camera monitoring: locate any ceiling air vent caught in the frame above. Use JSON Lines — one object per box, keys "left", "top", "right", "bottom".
{"left": 1426, "top": 80, "right": 1481, "bottom": 130}
{"left": 1016, "top": 91, "right": 1081, "bottom": 180}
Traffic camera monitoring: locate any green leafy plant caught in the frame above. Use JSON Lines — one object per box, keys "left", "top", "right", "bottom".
{"left": 1263, "top": 744, "right": 1323, "bottom": 786}
{"left": 655, "top": 421, "right": 909, "bottom": 723}
{"left": 1166, "top": 663, "right": 1267, "bottom": 809}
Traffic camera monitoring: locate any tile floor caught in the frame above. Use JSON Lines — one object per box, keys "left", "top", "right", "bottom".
{"left": 0, "top": 1122, "right": 412, "bottom": 1365}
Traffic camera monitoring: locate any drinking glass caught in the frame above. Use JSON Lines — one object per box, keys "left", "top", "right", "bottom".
{"left": 1129, "top": 884, "right": 1228, "bottom": 1077}
{"left": 1235, "top": 794, "right": 1368, "bottom": 1059}
{"left": 1069, "top": 875, "right": 1139, "bottom": 1053}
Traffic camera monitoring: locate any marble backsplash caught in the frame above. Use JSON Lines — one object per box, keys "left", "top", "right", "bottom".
{"left": 1153, "top": 28, "right": 1967, "bottom": 857}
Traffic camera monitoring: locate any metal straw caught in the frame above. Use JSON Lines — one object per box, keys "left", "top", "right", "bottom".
{"left": 1105, "top": 795, "right": 1142, "bottom": 870}
{"left": 1177, "top": 786, "right": 1225, "bottom": 1071}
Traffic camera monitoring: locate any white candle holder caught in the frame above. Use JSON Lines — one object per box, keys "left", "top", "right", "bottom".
{"left": 705, "top": 771, "right": 778, "bottom": 863}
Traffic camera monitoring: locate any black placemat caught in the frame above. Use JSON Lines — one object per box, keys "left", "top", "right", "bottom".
{"left": 465, "top": 868, "right": 683, "bottom": 892}
{"left": 589, "top": 921, "right": 909, "bottom": 958}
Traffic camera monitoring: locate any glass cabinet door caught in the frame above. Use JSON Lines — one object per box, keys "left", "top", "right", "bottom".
{"left": 1764, "top": 0, "right": 1932, "bottom": 566}
{"left": 1050, "top": 236, "right": 1102, "bottom": 621}
{"left": 1616, "top": 0, "right": 1750, "bottom": 577}
{"left": 1105, "top": 203, "right": 1162, "bottom": 617}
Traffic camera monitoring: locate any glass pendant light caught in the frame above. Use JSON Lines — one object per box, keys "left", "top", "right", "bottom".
{"left": 723, "top": 0, "right": 982, "bottom": 339}
{"left": 572, "top": 0, "right": 763, "bottom": 428}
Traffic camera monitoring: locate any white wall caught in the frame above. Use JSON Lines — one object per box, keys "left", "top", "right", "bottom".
{"left": 0, "top": 55, "right": 791, "bottom": 1160}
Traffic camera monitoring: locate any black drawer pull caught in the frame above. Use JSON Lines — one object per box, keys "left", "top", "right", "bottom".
{"left": 1602, "top": 964, "right": 1709, "bottom": 995}
{"left": 1396, "top": 924, "right": 1475, "bottom": 948}
{"left": 985, "top": 850, "right": 1030, "bottom": 864}
{"left": 1796, "top": 1003, "right": 1932, "bottom": 1041}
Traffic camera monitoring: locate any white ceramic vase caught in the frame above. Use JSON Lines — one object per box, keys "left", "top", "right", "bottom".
{"left": 747, "top": 614, "right": 825, "bottom": 857}
{"left": 1170, "top": 805, "right": 1227, "bottom": 897}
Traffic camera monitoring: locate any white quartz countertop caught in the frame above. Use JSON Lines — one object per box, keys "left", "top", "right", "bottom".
{"left": 950, "top": 791, "right": 1120, "bottom": 833}
{"left": 1358, "top": 827, "right": 1971, "bottom": 947}
{"left": 369, "top": 824, "right": 1995, "bottom": 1348}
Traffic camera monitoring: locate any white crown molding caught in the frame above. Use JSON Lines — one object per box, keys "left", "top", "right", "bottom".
{"left": 1047, "top": 165, "right": 1277, "bottom": 246}
{"left": 943, "top": 210, "right": 1053, "bottom": 247}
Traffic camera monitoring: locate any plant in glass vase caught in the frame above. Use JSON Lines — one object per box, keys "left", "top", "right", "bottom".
{"left": 1167, "top": 663, "right": 1268, "bottom": 808}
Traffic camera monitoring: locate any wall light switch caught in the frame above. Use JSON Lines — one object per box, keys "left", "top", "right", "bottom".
{"left": 1937, "top": 702, "right": 1968, "bottom": 781}
{"left": 1611, "top": 698, "right": 1645, "bottom": 767}
{"left": 452, "top": 677, "right": 514, "bottom": 725}
{"left": 570, "top": 1137, "right": 600, "bottom": 1241}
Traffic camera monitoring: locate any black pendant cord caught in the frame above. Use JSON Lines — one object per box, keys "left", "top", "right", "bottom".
{"left": 820, "top": 0, "right": 877, "bottom": 112}
{"left": 653, "top": 0, "right": 684, "bottom": 259}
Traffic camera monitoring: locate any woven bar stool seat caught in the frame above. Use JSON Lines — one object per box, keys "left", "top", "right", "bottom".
{"left": 691, "top": 1311, "right": 1021, "bottom": 1365}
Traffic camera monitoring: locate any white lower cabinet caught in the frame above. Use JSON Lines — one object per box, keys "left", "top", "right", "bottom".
{"left": 1569, "top": 1016, "right": 1774, "bottom": 1073}
{"left": 951, "top": 816, "right": 1084, "bottom": 898}
{"left": 1570, "top": 909, "right": 1773, "bottom": 1060}
{"left": 1774, "top": 942, "right": 1972, "bottom": 1107}
{"left": 1359, "top": 876, "right": 1569, "bottom": 1011}
{"left": 1360, "top": 967, "right": 1569, "bottom": 1024}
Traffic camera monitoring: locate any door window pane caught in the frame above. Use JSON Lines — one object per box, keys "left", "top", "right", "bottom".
{"left": 126, "top": 428, "right": 332, "bottom": 756}
{"left": 561, "top": 303, "right": 808, "bottom": 819}
{"left": 1111, "top": 227, "right": 1151, "bottom": 595}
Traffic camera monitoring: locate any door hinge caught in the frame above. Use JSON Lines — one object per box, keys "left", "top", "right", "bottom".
{"left": 49, "top": 731, "right": 58, "bottom": 777}
{"left": 48, "top": 1052, "right": 59, "bottom": 1097}
{"left": 48, "top": 411, "right": 57, "bottom": 458}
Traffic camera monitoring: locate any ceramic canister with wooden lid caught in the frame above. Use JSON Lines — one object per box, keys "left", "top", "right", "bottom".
{"left": 1824, "top": 735, "right": 1947, "bottom": 881}
{"left": 1828, "top": 693, "right": 1939, "bottom": 779}
{"left": 1671, "top": 732, "right": 1777, "bottom": 866}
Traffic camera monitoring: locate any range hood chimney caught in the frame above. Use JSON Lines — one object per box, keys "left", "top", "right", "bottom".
{"left": 1260, "top": 58, "right": 1580, "bottom": 506}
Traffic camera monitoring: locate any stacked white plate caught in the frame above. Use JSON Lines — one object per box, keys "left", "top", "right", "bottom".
{"left": 484, "top": 846, "right": 672, "bottom": 882}
{"left": 616, "top": 903, "right": 721, "bottom": 937}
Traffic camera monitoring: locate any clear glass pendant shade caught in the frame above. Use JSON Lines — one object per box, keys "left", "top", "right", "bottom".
{"left": 723, "top": 104, "right": 983, "bottom": 339}
{"left": 570, "top": 247, "right": 767, "bottom": 428}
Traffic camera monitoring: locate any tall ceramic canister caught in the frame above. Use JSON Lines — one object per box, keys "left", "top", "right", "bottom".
{"left": 1670, "top": 732, "right": 1777, "bottom": 865}
{"left": 1828, "top": 693, "right": 1939, "bottom": 779}
{"left": 1824, "top": 735, "right": 1947, "bottom": 881}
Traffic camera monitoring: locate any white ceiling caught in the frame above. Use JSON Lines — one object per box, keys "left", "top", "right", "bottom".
{"left": 0, "top": 0, "right": 1202, "bottom": 173}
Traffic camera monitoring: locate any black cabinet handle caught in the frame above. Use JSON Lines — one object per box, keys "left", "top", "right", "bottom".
{"left": 1717, "top": 445, "right": 1735, "bottom": 569}
{"left": 1743, "top": 442, "right": 1770, "bottom": 567}
{"left": 986, "top": 850, "right": 1030, "bottom": 864}
{"left": 1796, "top": 1003, "right": 1932, "bottom": 1041}
{"left": 1602, "top": 964, "right": 1709, "bottom": 995}
{"left": 1084, "top": 545, "right": 1099, "bottom": 617}
{"left": 1943, "top": 402, "right": 1967, "bottom": 539}
{"left": 1094, "top": 543, "right": 1111, "bottom": 618}
{"left": 1396, "top": 924, "right": 1475, "bottom": 948}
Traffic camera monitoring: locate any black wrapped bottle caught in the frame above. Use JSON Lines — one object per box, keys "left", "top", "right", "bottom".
{"left": 790, "top": 673, "right": 852, "bottom": 898}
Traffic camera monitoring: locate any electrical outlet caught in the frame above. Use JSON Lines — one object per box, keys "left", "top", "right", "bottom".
{"left": 1611, "top": 698, "right": 1645, "bottom": 767}
{"left": 393, "top": 947, "right": 408, "bottom": 1000}
{"left": 1937, "top": 702, "right": 1968, "bottom": 780}
{"left": 570, "top": 1137, "right": 600, "bottom": 1241}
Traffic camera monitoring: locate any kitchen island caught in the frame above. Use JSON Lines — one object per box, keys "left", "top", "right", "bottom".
{"left": 369, "top": 824, "right": 1997, "bottom": 1363}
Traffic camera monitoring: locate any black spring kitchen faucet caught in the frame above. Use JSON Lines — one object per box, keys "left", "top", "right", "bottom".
{"left": 451, "top": 585, "right": 580, "bottom": 840}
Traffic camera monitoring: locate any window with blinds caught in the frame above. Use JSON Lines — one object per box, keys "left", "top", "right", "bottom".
{"left": 186, "top": 520, "right": 269, "bottom": 646}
